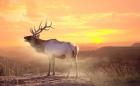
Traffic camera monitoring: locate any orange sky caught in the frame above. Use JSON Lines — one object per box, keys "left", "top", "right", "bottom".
{"left": 0, "top": 0, "right": 140, "bottom": 49}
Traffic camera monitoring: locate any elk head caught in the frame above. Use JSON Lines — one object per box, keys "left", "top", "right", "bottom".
{"left": 24, "top": 21, "right": 53, "bottom": 43}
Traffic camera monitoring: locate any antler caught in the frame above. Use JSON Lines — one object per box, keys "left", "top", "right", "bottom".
{"left": 30, "top": 20, "right": 53, "bottom": 36}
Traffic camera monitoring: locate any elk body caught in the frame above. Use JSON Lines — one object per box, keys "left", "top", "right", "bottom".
{"left": 24, "top": 21, "right": 79, "bottom": 77}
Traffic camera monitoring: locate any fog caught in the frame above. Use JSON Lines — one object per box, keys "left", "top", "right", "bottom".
{"left": 0, "top": 44, "right": 140, "bottom": 86}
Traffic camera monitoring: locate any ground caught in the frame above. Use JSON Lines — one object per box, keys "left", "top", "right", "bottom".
{"left": 0, "top": 73, "right": 94, "bottom": 86}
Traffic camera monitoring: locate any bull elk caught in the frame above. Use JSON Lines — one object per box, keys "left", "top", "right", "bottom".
{"left": 24, "top": 20, "right": 79, "bottom": 77}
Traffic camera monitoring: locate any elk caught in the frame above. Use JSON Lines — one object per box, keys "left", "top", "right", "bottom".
{"left": 24, "top": 21, "right": 79, "bottom": 77}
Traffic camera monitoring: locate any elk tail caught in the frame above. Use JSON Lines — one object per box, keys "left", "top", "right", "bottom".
{"left": 73, "top": 45, "right": 79, "bottom": 58}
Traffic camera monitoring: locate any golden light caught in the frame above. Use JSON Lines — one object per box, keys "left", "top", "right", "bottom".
{"left": 0, "top": 0, "right": 139, "bottom": 49}
{"left": 62, "top": 29, "right": 120, "bottom": 44}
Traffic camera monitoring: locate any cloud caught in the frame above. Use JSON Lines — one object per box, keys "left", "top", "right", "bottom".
{"left": 60, "top": 0, "right": 140, "bottom": 13}
{"left": 0, "top": 0, "right": 140, "bottom": 47}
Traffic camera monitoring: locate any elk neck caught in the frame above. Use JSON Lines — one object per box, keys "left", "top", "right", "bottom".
{"left": 30, "top": 38, "right": 46, "bottom": 53}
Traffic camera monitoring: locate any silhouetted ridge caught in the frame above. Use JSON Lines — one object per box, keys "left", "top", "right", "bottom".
{"left": 132, "top": 43, "right": 140, "bottom": 47}
{"left": 94, "top": 46, "right": 140, "bottom": 59}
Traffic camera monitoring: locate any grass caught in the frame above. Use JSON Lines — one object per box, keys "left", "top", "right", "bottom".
{"left": 0, "top": 54, "right": 140, "bottom": 86}
{"left": 80, "top": 56, "right": 140, "bottom": 86}
{"left": 0, "top": 56, "right": 68, "bottom": 76}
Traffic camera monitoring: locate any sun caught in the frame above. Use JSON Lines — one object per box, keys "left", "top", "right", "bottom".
{"left": 92, "top": 37, "right": 104, "bottom": 44}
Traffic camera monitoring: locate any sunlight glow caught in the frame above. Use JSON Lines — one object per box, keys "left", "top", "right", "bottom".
{"left": 62, "top": 29, "right": 121, "bottom": 44}
{"left": 0, "top": 0, "right": 139, "bottom": 48}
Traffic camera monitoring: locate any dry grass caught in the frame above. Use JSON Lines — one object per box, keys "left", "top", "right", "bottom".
{"left": 79, "top": 56, "right": 140, "bottom": 86}
{"left": 0, "top": 54, "right": 140, "bottom": 86}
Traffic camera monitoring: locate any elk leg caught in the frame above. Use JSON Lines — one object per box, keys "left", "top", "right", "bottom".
{"left": 71, "top": 58, "right": 78, "bottom": 79}
{"left": 47, "top": 57, "right": 51, "bottom": 76}
{"left": 75, "top": 58, "right": 78, "bottom": 79}
{"left": 52, "top": 57, "right": 55, "bottom": 75}
{"left": 66, "top": 58, "right": 73, "bottom": 78}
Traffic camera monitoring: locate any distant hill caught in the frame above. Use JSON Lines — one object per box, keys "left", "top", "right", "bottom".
{"left": 78, "top": 50, "right": 95, "bottom": 59}
{"left": 93, "top": 46, "right": 140, "bottom": 60}
{"left": 132, "top": 43, "right": 140, "bottom": 47}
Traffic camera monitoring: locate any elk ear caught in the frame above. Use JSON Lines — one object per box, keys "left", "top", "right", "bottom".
{"left": 36, "top": 34, "right": 40, "bottom": 39}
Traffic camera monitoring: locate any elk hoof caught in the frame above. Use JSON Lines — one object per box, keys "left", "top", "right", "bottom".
{"left": 47, "top": 73, "right": 50, "bottom": 76}
{"left": 52, "top": 73, "right": 55, "bottom": 76}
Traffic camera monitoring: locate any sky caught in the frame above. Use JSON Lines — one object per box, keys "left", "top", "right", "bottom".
{"left": 0, "top": 0, "right": 140, "bottom": 50}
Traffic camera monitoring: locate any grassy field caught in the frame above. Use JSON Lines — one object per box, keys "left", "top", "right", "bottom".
{"left": 0, "top": 49, "right": 140, "bottom": 86}
{"left": 79, "top": 58, "right": 140, "bottom": 86}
